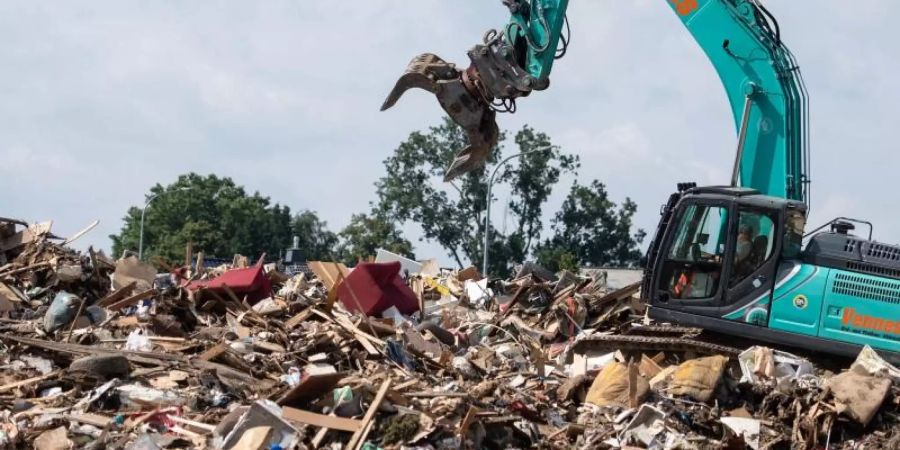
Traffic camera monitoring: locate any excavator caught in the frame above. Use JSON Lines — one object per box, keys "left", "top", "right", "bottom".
{"left": 382, "top": 0, "right": 900, "bottom": 361}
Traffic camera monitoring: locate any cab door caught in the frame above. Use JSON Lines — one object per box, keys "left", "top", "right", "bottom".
{"left": 720, "top": 206, "right": 780, "bottom": 324}
{"left": 653, "top": 200, "right": 732, "bottom": 316}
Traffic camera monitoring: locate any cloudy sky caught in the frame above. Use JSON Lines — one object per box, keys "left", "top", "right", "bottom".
{"left": 1, "top": 1, "right": 897, "bottom": 264}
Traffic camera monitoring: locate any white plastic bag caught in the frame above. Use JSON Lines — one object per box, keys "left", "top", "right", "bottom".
{"left": 738, "top": 346, "right": 814, "bottom": 384}
{"left": 124, "top": 329, "right": 153, "bottom": 352}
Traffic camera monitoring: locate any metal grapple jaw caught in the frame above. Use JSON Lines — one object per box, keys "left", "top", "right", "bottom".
{"left": 381, "top": 54, "right": 499, "bottom": 182}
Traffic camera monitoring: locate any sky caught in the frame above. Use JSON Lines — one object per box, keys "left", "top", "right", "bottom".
{"left": 0, "top": 1, "right": 898, "bottom": 265}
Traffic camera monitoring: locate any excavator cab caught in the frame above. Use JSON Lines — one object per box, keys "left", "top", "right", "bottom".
{"left": 646, "top": 186, "right": 785, "bottom": 320}
{"left": 645, "top": 185, "right": 900, "bottom": 360}
{"left": 645, "top": 186, "right": 796, "bottom": 325}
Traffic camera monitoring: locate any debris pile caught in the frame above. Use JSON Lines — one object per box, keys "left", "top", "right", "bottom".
{"left": 0, "top": 218, "right": 898, "bottom": 449}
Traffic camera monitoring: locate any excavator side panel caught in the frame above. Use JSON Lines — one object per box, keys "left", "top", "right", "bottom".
{"left": 766, "top": 262, "right": 829, "bottom": 336}
{"left": 816, "top": 270, "right": 900, "bottom": 352}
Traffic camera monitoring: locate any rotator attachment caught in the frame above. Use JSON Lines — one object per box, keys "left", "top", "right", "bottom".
{"left": 381, "top": 53, "right": 499, "bottom": 182}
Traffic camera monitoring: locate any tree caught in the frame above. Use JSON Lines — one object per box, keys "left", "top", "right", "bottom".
{"left": 290, "top": 210, "right": 339, "bottom": 261}
{"left": 535, "top": 180, "right": 646, "bottom": 271}
{"left": 112, "top": 173, "right": 294, "bottom": 265}
{"left": 374, "top": 117, "right": 578, "bottom": 276}
{"left": 337, "top": 212, "right": 414, "bottom": 264}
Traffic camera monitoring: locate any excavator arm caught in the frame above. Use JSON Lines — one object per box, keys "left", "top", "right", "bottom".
{"left": 670, "top": 0, "right": 809, "bottom": 203}
{"left": 381, "top": 0, "right": 569, "bottom": 181}
{"left": 381, "top": 0, "right": 808, "bottom": 205}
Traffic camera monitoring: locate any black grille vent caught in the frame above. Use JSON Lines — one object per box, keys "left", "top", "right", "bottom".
{"left": 832, "top": 272, "right": 900, "bottom": 304}
{"left": 868, "top": 243, "right": 900, "bottom": 261}
{"left": 846, "top": 261, "right": 900, "bottom": 279}
{"left": 804, "top": 233, "right": 900, "bottom": 282}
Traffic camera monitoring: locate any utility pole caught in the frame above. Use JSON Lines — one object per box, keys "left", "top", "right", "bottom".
{"left": 138, "top": 187, "right": 193, "bottom": 260}
{"left": 482, "top": 146, "right": 554, "bottom": 277}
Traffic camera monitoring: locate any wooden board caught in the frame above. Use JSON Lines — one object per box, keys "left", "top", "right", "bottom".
{"left": 346, "top": 379, "right": 391, "bottom": 450}
{"left": 95, "top": 281, "right": 137, "bottom": 307}
{"left": 281, "top": 407, "right": 362, "bottom": 432}
{"left": 277, "top": 371, "right": 346, "bottom": 406}
{"left": 104, "top": 288, "right": 155, "bottom": 311}
{"left": 307, "top": 261, "right": 350, "bottom": 291}
{"left": 197, "top": 343, "right": 228, "bottom": 362}
{"left": 0, "top": 221, "right": 52, "bottom": 252}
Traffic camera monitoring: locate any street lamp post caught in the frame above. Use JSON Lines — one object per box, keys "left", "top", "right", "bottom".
{"left": 482, "top": 146, "right": 554, "bottom": 277}
{"left": 138, "top": 187, "right": 193, "bottom": 260}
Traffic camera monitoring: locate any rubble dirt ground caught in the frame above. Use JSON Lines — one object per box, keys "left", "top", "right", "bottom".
{"left": 0, "top": 219, "right": 897, "bottom": 449}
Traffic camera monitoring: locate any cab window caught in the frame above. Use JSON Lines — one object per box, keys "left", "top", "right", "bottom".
{"left": 660, "top": 204, "right": 729, "bottom": 299}
{"left": 729, "top": 208, "right": 777, "bottom": 287}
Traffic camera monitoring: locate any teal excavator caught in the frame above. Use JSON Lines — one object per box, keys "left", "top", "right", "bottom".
{"left": 383, "top": 0, "right": 900, "bottom": 360}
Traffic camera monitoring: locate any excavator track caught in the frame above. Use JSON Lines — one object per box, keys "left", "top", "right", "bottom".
{"left": 624, "top": 325, "right": 704, "bottom": 338}
{"left": 572, "top": 334, "right": 741, "bottom": 357}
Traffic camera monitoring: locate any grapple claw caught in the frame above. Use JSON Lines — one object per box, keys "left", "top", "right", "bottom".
{"left": 381, "top": 53, "right": 499, "bottom": 181}
{"left": 443, "top": 110, "right": 499, "bottom": 182}
{"left": 381, "top": 53, "right": 456, "bottom": 111}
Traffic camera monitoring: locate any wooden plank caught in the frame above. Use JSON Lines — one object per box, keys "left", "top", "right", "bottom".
{"left": 310, "top": 413, "right": 336, "bottom": 448}
{"left": 0, "top": 261, "right": 52, "bottom": 278}
{"left": 277, "top": 371, "right": 346, "bottom": 406}
{"left": 167, "top": 415, "right": 215, "bottom": 433}
{"left": 197, "top": 343, "right": 228, "bottom": 362}
{"left": 392, "top": 379, "right": 419, "bottom": 392}
{"left": 310, "top": 309, "right": 382, "bottom": 355}
{"left": 281, "top": 407, "right": 362, "bottom": 433}
{"left": 404, "top": 391, "right": 470, "bottom": 398}
{"left": 0, "top": 370, "right": 61, "bottom": 393}
{"left": 284, "top": 308, "right": 312, "bottom": 330}
{"left": 411, "top": 277, "right": 425, "bottom": 322}
{"left": 95, "top": 281, "right": 137, "bottom": 307}
{"left": 332, "top": 315, "right": 382, "bottom": 355}
{"left": 169, "top": 425, "right": 204, "bottom": 440}
{"left": 253, "top": 341, "right": 285, "bottom": 353}
{"left": 307, "top": 261, "right": 350, "bottom": 291}
{"left": 0, "top": 221, "right": 52, "bottom": 252}
{"left": 588, "top": 281, "right": 641, "bottom": 310}
{"left": 104, "top": 288, "right": 155, "bottom": 311}
{"left": 324, "top": 268, "right": 348, "bottom": 312}
{"left": 64, "top": 413, "right": 113, "bottom": 428}
{"left": 346, "top": 379, "right": 391, "bottom": 450}
{"left": 458, "top": 405, "right": 481, "bottom": 438}
{"left": 0, "top": 333, "right": 270, "bottom": 392}
{"left": 0, "top": 282, "right": 27, "bottom": 303}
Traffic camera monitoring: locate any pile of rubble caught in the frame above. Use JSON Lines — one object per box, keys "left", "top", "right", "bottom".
{"left": 0, "top": 219, "right": 898, "bottom": 449}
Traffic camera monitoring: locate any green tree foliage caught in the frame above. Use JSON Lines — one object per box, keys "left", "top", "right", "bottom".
{"left": 291, "top": 210, "right": 339, "bottom": 261}
{"left": 337, "top": 212, "right": 414, "bottom": 264}
{"left": 374, "top": 117, "right": 578, "bottom": 275}
{"left": 112, "top": 173, "right": 307, "bottom": 265}
{"left": 535, "top": 180, "right": 646, "bottom": 271}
